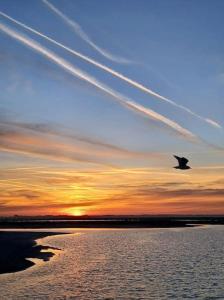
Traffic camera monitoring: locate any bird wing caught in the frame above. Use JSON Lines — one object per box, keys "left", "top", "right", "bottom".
{"left": 173, "top": 155, "right": 181, "bottom": 162}
{"left": 181, "top": 157, "right": 189, "bottom": 164}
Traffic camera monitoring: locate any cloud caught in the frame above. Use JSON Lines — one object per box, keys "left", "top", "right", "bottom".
{"left": 0, "top": 22, "right": 199, "bottom": 141}
{"left": 4, "top": 189, "right": 41, "bottom": 200}
{"left": 1, "top": 120, "right": 151, "bottom": 157}
{"left": 42, "top": 0, "right": 132, "bottom": 64}
{"left": 0, "top": 114, "right": 162, "bottom": 165}
{"left": 0, "top": 124, "right": 117, "bottom": 165}
{"left": 121, "top": 184, "right": 224, "bottom": 201}
{"left": 1, "top": 163, "right": 223, "bottom": 215}
{"left": 0, "top": 201, "right": 98, "bottom": 215}
{"left": 91, "top": 182, "right": 224, "bottom": 215}
{"left": 0, "top": 184, "right": 102, "bottom": 215}
{"left": 0, "top": 10, "right": 221, "bottom": 129}
{"left": 148, "top": 187, "right": 224, "bottom": 198}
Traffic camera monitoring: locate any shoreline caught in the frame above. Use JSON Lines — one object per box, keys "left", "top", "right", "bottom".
{"left": 0, "top": 220, "right": 198, "bottom": 229}
{"left": 0, "top": 231, "right": 65, "bottom": 275}
{"left": 0, "top": 216, "right": 223, "bottom": 229}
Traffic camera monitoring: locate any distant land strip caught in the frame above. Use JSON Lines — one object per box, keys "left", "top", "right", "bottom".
{"left": 0, "top": 216, "right": 224, "bottom": 229}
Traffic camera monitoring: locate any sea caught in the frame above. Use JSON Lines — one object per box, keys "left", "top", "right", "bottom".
{"left": 0, "top": 226, "right": 224, "bottom": 299}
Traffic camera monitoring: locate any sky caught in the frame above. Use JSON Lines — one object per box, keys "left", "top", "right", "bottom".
{"left": 0, "top": 0, "right": 224, "bottom": 216}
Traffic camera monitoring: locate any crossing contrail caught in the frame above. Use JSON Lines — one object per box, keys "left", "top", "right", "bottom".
{"left": 42, "top": 0, "right": 222, "bottom": 130}
{"left": 42, "top": 0, "right": 132, "bottom": 64}
{"left": 0, "top": 22, "right": 198, "bottom": 141}
{"left": 0, "top": 10, "right": 221, "bottom": 129}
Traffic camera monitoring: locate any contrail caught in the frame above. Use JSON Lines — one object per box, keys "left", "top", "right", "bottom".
{"left": 0, "top": 11, "right": 221, "bottom": 129}
{"left": 42, "top": 0, "right": 131, "bottom": 64}
{"left": 0, "top": 23, "right": 198, "bottom": 142}
{"left": 42, "top": 1, "right": 222, "bottom": 130}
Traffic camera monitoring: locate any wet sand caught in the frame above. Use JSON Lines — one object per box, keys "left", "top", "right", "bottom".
{"left": 0, "top": 231, "right": 64, "bottom": 275}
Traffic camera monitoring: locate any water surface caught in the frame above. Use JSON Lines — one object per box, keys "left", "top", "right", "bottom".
{"left": 0, "top": 226, "right": 223, "bottom": 299}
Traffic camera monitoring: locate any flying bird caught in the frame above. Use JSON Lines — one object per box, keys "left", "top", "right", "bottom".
{"left": 173, "top": 155, "right": 191, "bottom": 170}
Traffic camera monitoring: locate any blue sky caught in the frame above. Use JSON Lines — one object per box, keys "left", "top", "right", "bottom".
{"left": 0, "top": 0, "right": 224, "bottom": 215}
{"left": 1, "top": 0, "right": 224, "bottom": 163}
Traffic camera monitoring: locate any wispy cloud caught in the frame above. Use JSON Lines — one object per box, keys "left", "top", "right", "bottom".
{"left": 1, "top": 163, "right": 223, "bottom": 215}
{"left": 0, "top": 115, "right": 162, "bottom": 165}
{"left": 0, "top": 22, "right": 198, "bottom": 141}
{"left": 0, "top": 11, "right": 220, "bottom": 129}
{"left": 42, "top": 0, "right": 132, "bottom": 64}
{"left": 1, "top": 118, "right": 159, "bottom": 158}
{"left": 0, "top": 130, "right": 105, "bottom": 165}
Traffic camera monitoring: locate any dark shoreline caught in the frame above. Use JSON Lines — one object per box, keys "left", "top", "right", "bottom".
{"left": 1, "top": 217, "right": 223, "bottom": 275}
{"left": 0, "top": 232, "right": 64, "bottom": 275}
{"left": 0, "top": 216, "right": 224, "bottom": 229}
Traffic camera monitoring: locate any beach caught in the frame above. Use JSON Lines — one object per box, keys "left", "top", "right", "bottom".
{"left": 0, "top": 231, "right": 63, "bottom": 274}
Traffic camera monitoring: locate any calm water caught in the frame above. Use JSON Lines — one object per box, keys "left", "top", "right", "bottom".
{"left": 0, "top": 226, "right": 224, "bottom": 299}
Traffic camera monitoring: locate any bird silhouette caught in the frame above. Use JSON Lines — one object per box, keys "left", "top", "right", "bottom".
{"left": 173, "top": 155, "right": 191, "bottom": 170}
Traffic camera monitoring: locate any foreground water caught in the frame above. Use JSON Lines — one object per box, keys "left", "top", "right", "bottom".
{"left": 0, "top": 226, "right": 224, "bottom": 299}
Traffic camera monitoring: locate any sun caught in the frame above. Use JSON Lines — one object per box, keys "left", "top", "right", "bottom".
{"left": 64, "top": 208, "right": 85, "bottom": 216}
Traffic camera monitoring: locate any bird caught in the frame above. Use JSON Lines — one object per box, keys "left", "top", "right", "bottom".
{"left": 173, "top": 155, "right": 191, "bottom": 170}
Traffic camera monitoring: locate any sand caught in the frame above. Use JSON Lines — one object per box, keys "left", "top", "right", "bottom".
{"left": 0, "top": 231, "right": 64, "bottom": 274}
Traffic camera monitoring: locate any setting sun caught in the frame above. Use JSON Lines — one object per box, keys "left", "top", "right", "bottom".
{"left": 64, "top": 208, "right": 85, "bottom": 216}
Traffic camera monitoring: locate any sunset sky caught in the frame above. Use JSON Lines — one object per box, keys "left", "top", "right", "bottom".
{"left": 0, "top": 0, "right": 224, "bottom": 216}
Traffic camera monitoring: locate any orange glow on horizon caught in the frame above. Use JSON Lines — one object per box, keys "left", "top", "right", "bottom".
{"left": 63, "top": 208, "right": 86, "bottom": 216}
{"left": 0, "top": 165, "right": 224, "bottom": 216}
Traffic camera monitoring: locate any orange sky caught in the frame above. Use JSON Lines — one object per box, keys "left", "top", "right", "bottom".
{"left": 0, "top": 112, "right": 223, "bottom": 216}
{"left": 1, "top": 164, "right": 223, "bottom": 216}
